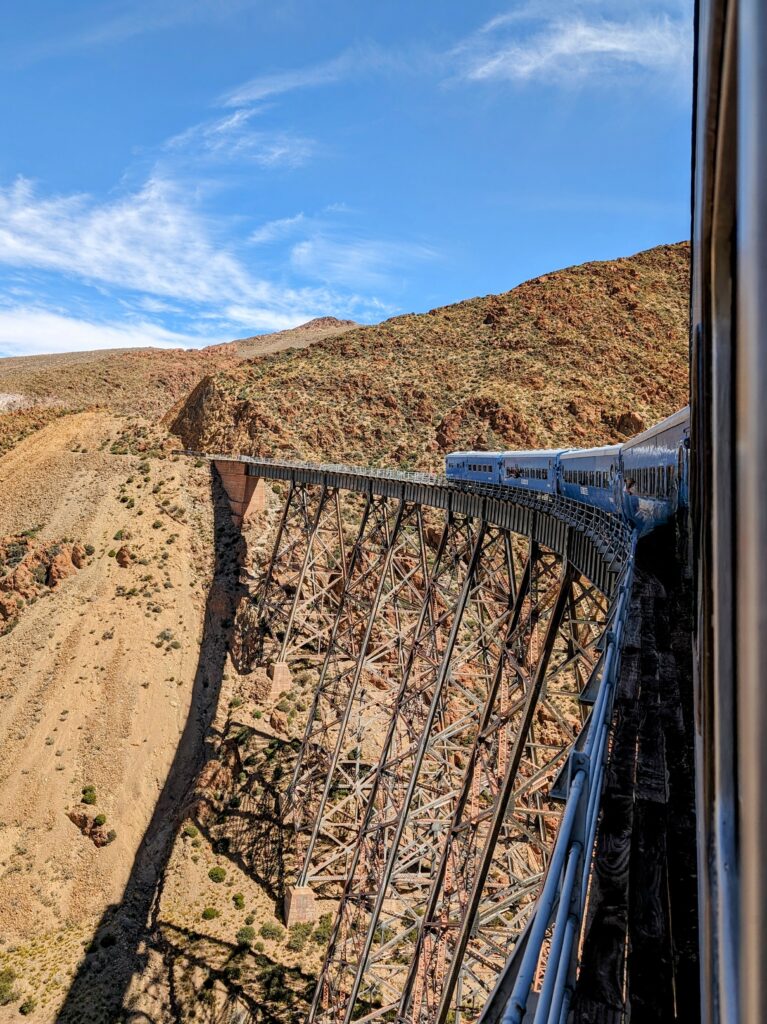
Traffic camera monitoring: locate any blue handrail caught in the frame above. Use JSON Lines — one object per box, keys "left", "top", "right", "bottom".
{"left": 501, "top": 531, "right": 638, "bottom": 1024}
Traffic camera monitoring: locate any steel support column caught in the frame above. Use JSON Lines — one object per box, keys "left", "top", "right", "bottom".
{"left": 309, "top": 511, "right": 483, "bottom": 1024}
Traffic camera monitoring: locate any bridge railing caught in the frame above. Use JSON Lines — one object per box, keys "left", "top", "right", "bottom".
{"left": 195, "top": 452, "right": 633, "bottom": 578}
{"left": 481, "top": 531, "right": 638, "bottom": 1024}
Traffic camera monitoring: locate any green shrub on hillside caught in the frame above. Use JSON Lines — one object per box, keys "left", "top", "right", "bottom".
{"left": 259, "top": 921, "right": 284, "bottom": 941}
{"left": 287, "top": 922, "right": 314, "bottom": 952}
{"left": 236, "top": 926, "right": 256, "bottom": 948}
{"left": 0, "top": 967, "right": 16, "bottom": 1005}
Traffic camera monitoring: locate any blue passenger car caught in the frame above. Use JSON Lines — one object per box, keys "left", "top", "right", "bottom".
{"left": 444, "top": 451, "right": 503, "bottom": 486}
{"left": 620, "top": 407, "right": 690, "bottom": 535}
{"left": 500, "top": 449, "right": 568, "bottom": 495}
{"left": 558, "top": 445, "right": 622, "bottom": 514}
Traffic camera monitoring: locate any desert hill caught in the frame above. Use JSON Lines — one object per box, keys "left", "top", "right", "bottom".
{"left": 0, "top": 243, "right": 689, "bottom": 1020}
{"left": 171, "top": 242, "right": 690, "bottom": 470}
{"left": 0, "top": 317, "right": 359, "bottom": 455}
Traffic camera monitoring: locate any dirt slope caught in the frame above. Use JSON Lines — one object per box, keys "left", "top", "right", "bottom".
{"left": 0, "top": 412, "right": 217, "bottom": 1019}
{"left": 171, "top": 243, "right": 690, "bottom": 469}
{"left": 0, "top": 319, "right": 359, "bottom": 464}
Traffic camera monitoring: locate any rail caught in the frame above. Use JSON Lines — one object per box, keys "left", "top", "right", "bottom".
{"left": 480, "top": 532, "right": 638, "bottom": 1024}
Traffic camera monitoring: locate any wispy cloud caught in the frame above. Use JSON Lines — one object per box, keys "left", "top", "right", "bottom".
{"left": 249, "top": 213, "right": 307, "bottom": 245}
{"left": 291, "top": 236, "right": 436, "bottom": 290}
{"left": 454, "top": 6, "right": 691, "bottom": 86}
{"left": 0, "top": 176, "right": 419, "bottom": 352}
{"left": 222, "top": 54, "right": 353, "bottom": 106}
{"left": 221, "top": 45, "right": 407, "bottom": 107}
{"left": 11, "top": 0, "right": 257, "bottom": 65}
{"left": 164, "top": 109, "right": 316, "bottom": 169}
{"left": 0, "top": 176, "right": 258, "bottom": 305}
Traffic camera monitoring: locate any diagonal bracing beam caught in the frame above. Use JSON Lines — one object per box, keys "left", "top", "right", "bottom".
{"left": 331, "top": 527, "right": 531, "bottom": 1018}
{"left": 401, "top": 569, "right": 607, "bottom": 1024}
{"left": 285, "top": 493, "right": 426, "bottom": 889}
{"left": 309, "top": 511, "right": 486, "bottom": 1024}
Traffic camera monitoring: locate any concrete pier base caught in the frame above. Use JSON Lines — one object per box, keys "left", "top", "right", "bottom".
{"left": 284, "top": 885, "right": 317, "bottom": 925}
{"left": 268, "top": 660, "right": 292, "bottom": 698}
{"left": 214, "top": 460, "right": 265, "bottom": 527}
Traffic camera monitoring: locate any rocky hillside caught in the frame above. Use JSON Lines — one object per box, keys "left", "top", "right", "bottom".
{"left": 0, "top": 318, "right": 359, "bottom": 454}
{"left": 170, "top": 243, "right": 690, "bottom": 470}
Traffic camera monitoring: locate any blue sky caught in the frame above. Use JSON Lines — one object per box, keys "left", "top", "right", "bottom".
{"left": 0, "top": 0, "right": 693, "bottom": 356}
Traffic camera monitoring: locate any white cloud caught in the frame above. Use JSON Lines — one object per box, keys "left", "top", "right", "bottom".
{"left": 0, "top": 307, "right": 227, "bottom": 358}
{"left": 222, "top": 55, "right": 351, "bottom": 106}
{"left": 220, "top": 44, "right": 405, "bottom": 107}
{"left": 291, "top": 237, "right": 436, "bottom": 290}
{"left": 455, "top": 8, "right": 691, "bottom": 86}
{"left": 0, "top": 176, "right": 268, "bottom": 306}
{"left": 165, "top": 109, "right": 315, "bottom": 168}
{"left": 0, "top": 177, "right": 427, "bottom": 354}
{"left": 248, "top": 213, "right": 307, "bottom": 245}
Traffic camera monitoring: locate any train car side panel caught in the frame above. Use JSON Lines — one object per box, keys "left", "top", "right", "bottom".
{"left": 620, "top": 407, "right": 690, "bottom": 534}
{"left": 558, "top": 445, "right": 622, "bottom": 513}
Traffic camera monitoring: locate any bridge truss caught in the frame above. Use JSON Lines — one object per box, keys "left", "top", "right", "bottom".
{"left": 206, "top": 456, "right": 635, "bottom": 1024}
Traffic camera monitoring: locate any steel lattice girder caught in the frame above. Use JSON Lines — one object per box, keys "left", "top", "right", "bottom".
{"left": 401, "top": 573, "right": 609, "bottom": 1024}
{"left": 235, "top": 482, "right": 350, "bottom": 669}
{"left": 231, "top": 477, "right": 617, "bottom": 1024}
{"left": 286, "top": 495, "right": 436, "bottom": 891}
{"left": 307, "top": 511, "right": 482, "bottom": 1023}
{"left": 323, "top": 527, "right": 532, "bottom": 1024}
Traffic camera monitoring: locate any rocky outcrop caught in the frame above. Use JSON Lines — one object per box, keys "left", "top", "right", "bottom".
{"left": 0, "top": 535, "right": 86, "bottom": 630}
{"left": 66, "top": 809, "right": 112, "bottom": 848}
{"left": 115, "top": 545, "right": 131, "bottom": 567}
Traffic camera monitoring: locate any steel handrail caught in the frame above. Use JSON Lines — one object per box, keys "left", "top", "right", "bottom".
{"left": 181, "top": 451, "right": 633, "bottom": 577}
{"left": 501, "top": 531, "right": 638, "bottom": 1024}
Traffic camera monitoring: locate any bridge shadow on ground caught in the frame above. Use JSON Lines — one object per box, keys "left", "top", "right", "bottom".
{"left": 57, "top": 471, "right": 245, "bottom": 1024}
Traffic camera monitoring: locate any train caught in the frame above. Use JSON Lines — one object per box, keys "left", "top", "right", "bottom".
{"left": 445, "top": 406, "right": 690, "bottom": 537}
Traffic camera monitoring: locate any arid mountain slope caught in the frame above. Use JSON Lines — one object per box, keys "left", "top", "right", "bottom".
{"left": 0, "top": 317, "right": 359, "bottom": 451}
{"left": 0, "top": 413, "right": 220, "bottom": 1020}
{"left": 171, "top": 243, "right": 690, "bottom": 470}
{"left": 233, "top": 315, "right": 358, "bottom": 359}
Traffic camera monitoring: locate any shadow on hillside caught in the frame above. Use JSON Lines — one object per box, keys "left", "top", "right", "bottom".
{"left": 57, "top": 469, "right": 245, "bottom": 1024}
{"left": 188, "top": 755, "right": 289, "bottom": 907}
{"left": 144, "top": 920, "right": 316, "bottom": 1023}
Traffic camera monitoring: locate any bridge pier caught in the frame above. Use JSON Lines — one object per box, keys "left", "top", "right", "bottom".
{"left": 285, "top": 885, "right": 318, "bottom": 926}
{"left": 213, "top": 459, "right": 266, "bottom": 526}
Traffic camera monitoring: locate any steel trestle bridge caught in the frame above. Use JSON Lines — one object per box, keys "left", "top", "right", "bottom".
{"left": 199, "top": 453, "right": 640, "bottom": 1024}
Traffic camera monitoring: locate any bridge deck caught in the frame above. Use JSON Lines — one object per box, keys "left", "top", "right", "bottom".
{"left": 189, "top": 452, "right": 632, "bottom": 596}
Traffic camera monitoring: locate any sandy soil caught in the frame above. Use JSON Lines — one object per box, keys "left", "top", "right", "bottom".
{"left": 0, "top": 410, "right": 216, "bottom": 1019}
